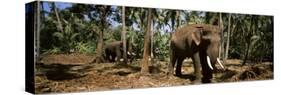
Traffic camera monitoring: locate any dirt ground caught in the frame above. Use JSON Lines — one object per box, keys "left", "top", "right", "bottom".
{"left": 35, "top": 54, "right": 273, "bottom": 94}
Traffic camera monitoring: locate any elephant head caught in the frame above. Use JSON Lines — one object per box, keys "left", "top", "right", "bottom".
{"left": 191, "top": 24, "right": 225, "bottom": 71}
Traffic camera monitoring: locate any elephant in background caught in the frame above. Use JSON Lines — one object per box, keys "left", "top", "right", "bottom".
{"left": 104, "top": 41, "right": 123, "bottom": 62}
{"left": 168, "top": 24, "right": 225, "bottom": 83}
{"left": 104, "top": 41, "right": 136, "bottom": 63}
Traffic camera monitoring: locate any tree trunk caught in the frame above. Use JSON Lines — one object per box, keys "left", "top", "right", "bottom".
{"left": 219, "top": 13, "right": 224, "bottom": 60}
{"left": 95, "top": 29, "right": 104, "bottom": 63}
{"left": 150, "top": 19, "right": 154, "bottom": 63}
{"left": 230, "top": 22, "right": 237, "bottom": 40}
{"left": 37, "top": 0, "right": 40, "bottom": 60}
{"left": 176, "top": 10, "right": 181, "bottom": 28}
{"left": 243, "top": 43, "right": 250, "bottom": 65}
{"left": 96, "top": 6, "right": 108, "bottom": 64}
{"left": 243, "top": 16, "right": 254, "bottom": 65}
{"left": 224, "top": 14, "right": 231, "bottom": 62}
{"left": 122, "top": 6, "right": 127, "bottom": 64}
{"left": 141, "top": 8, "right": 152, "bottom": 74}
{"left": 51, "top": 2, "right": 63, "bottom": 33}
{"left": 34, "top": 1, "right": 40, "bottom": 62}
{"left": 218, "top": 13, "right": 221, "bottom": 58}
{"left": 241, "top": 26, "right": 247, "bottom": 65}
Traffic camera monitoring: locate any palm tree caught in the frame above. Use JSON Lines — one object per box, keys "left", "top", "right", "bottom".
{"left": 242, "top": 15, "right": 252, "bottom": 65}
{"left": 95, "top": 6, "right": 111, "bottom": 63}
{"left": 150, "top": 10, "right": 154, "bottom": 63}
{"left": 224, "top": 13, "right": 231, "bottom": 62}
{"left": 35, "top": 1, "right": 41, "bottom": 61}
{"left": 141, "top": 8, "right": 152, "bottom": 74}
{"left": 176, "top": 10, "right": 181, "bottom": 28}
{"left": 150, "top": 9, "right": 162, "bottom": 63}
{"left": 122, "top": 6, "right": 127, "bottom": 63}
{"left": 51, "top": 2, "right": 63, "bottom": 33}
{"left": 219, "top": 13, "right": 225, "bottom": 60}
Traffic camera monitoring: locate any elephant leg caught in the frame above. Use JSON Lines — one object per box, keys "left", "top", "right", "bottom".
{"left": 116, "top": 48, "right": 121, "bottom": 63}
{"left": 200, "top": 51, "right": 213, "bottom": 83}
{"left": 105, "top": 50, "right": 112, "bottom": 62}
{"left": 201, "top": 63, "right": 213, "bottom": 83}
{"left": 175, "top": 57, "right": 184, "bottom": 76}
{"left": 192, "top": 52, "right": 202, "bottom": 83}
{"left": 110, "top": 54, "right": 116, "bottom": 62}
{"left": 105, "top": 53, "right": 110, "bottom": 62}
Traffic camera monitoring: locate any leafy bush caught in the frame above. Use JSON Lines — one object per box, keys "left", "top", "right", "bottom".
{"left": 75, "top": 42, "right": 96, "bottom": 54}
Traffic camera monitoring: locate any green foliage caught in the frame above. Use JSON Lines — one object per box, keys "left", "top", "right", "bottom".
{"left": 75, "top": 42, "right": 96, "bottom": 54}
{"left": 227, "top": 15, "right": 273, "bottom": 61}
{"left": 132, "top": 31, "right": 145, "bottom": 58}
{"left": 52, "top": 18, "right": 80, "bottom": 53}
{"left": 39, "top": 2, "right": 273, "bottom": 63}
{"left": 40, "top": 3, "right": 99, "bottom": 54}
{"left": 154, "top": 31, "right": 170, "bottom": 60}
{"left": 42, "top": 46, "right": 62, "bottom": 54}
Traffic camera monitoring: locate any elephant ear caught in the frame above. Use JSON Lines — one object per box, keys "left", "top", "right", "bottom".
{"left": 192, "top": 29, "right": 202, "bottom": 46}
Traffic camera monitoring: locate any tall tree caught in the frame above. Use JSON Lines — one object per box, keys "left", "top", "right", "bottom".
{"left": 242, "top": 15, "right": 256, "bottom": 65}
{"left": 224, "top": 13, "right": 231, "bottom": 62}
{"left": 51, "top": 2, "right": 63, "bottom": 33}
{"left": 150, "top": 9, "right": 161, "bottom": 63}
{"left": 150, "top": 14, "right": 154, "bottom": 63}
{"left": 176, "top": 10, "right": 181, "bottom": 28}
{"left": 35, "top": 1, "right": 41, "bottom": 61}
{"left": 141, "top": 8, "right": 152, "bottom": 74}
{"left": 95, "top": 6, "right": 111, "bottom": 63}
{"left": 219, "top": 13, "right": 224, "bottom": 59}
{"left": 122, "top": 6, "right": 127, "bottom": 63}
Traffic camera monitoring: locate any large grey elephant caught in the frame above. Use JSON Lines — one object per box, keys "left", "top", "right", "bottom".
{"left": 168, "top": 24, "right": 225, "bottom": 83}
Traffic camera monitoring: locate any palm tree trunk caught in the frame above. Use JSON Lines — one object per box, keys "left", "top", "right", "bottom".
{"left": 51, "top": 2, "right": 63, "bottom": 33}
{"left": 243, "top": 16, "right": 254, "bottom": 65}
{"left": 243, "top": 43, "right": 250, "bottom": 65}
{"left": 176, "top": 10, "right": 181, "bottom": 28}
{"left": 95, "top": 30, "right": 103, "bottom": 63}
{"left": 141, "top": 8, "right": 152, "bottom": 74}
{"left": 122, "top": 6, "right": 127, "bottom": 63}
{"left": 224, "top": 14, "right": 231, "bottom": 62}
{"left": 96, "top": 6, "right": 108, "bottom": 63}
{"left": 219, "top": 13, "right": 224, "bottom": 60}
{"left": 35, "top": 1, "right": 41, "bottom": 62}
{"left": 150, "top": 19, "right": 154, "bottom": 63}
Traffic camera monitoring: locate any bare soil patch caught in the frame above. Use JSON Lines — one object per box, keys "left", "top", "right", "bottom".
{"left": 35, "top": 54, "right": 273, "bottom": 94}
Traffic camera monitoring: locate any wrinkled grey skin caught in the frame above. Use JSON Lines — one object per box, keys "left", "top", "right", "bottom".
{"left": 168, "top": 24, "right": 223, "bottom": 83}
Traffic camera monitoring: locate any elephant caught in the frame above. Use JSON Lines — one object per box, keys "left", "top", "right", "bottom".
{"left": 104, "top": 41, "right": 136, "bottom": 63}
{"left": 168, "top": 24, "right": 225, "bottom": 83}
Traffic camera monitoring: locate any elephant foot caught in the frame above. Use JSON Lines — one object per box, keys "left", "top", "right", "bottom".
{"left": 202, "top": 78, "right": 211, "bottom": 83}
{"left": 175, "top": 72, "right": 182, "bottom": 76}
{"left": 175, "top": 70, "right": 182, "bottom": 76}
